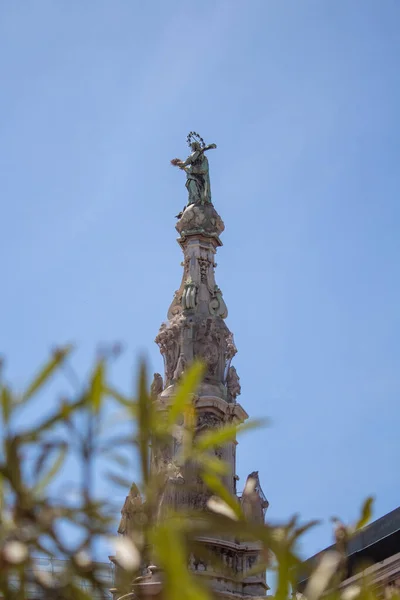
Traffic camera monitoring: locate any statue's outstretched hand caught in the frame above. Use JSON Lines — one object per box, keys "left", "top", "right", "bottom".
{"left": 171, "top": 158, "right": 183, "bottom": 167}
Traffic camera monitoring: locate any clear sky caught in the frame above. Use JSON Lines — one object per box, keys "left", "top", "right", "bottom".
{"left": 1, "top": 0, "right": 399, "bottom": 565}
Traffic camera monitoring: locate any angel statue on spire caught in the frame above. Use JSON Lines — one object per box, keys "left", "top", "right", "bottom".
{"left": 171, "top": 132, "right": 217, "bottom": 214}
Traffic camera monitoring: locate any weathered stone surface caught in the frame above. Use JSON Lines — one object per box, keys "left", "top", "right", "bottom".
{"left": 240, "top": 472, "right": 269, "bottom": 525}
{"left": 117, "top": 483, "right": 143, "bottom": 537}
{"left": 175, "top": 203, "right": 225, "bottom": 240}
{"left": 155, "top": 313, "right": 236, "bottom": 390}
{"left": 226, "top": 366, "right": 241, "bottom": 403}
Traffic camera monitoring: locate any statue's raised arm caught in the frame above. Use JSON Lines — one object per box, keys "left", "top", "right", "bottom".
{"left": 171, "top": 132, "right": 217, "bottom": 211}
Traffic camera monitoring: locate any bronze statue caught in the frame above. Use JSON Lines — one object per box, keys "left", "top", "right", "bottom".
{"left": 171, "top": 132, "right": 216, "bottom": 216}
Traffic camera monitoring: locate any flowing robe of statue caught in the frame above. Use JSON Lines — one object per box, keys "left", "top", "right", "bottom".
{"left": 181, "top": 150, "right": 212, "bottom": 206}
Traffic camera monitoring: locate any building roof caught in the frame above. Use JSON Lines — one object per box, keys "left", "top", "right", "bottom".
{"left": 297, "top": 505, "right": 400, "bottom": 588}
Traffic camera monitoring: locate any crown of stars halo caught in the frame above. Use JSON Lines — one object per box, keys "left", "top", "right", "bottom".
{"left": 187, "top": 131, "right": 205, "bottom": 148}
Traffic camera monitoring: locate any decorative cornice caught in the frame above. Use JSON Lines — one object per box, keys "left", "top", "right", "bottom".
{"left": 195, "top": 536, "right": 263, "bottom": 552}
{"left": 339, "top": 552, "right": 400, "bottom": 590}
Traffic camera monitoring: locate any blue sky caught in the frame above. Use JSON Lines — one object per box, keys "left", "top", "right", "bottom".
{"left": 1, "top": 0, "right": 399, "bottom": 566}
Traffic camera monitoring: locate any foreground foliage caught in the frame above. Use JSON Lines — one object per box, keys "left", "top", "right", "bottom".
{"left": 0, "top": 347, "right": 389, "bottom": 600}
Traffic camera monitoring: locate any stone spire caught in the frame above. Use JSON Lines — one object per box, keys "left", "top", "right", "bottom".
{"left": 113, "top": 135, "right": 269, "bottom": 600}
{"left": 153, "top": 200, "right": 248, "bottom": 495}
{"left": 155, "top": 203, "right": 236, "bottom": 398}
{"left": 150, "top": 195, "right": 269, "bottom": 597}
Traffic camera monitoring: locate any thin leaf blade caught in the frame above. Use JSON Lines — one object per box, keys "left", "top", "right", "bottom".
{"left": 201, "top": 471, "right": 243, "bottom": 520}
{"left": 22, "top": 345, "right": 73, "bottom": 403}
{"left": 90, "top": 360, "right": 105, "bottom": 414}
{"left": 167, "top": 361, "right": 205, "bottom": 427}
{"left": 195, "top": 418, "right": 268, "bottom": 452}
{"left": 355, "top": 496, "right": 374, "bottom": 531}
{"left": 33, "top": 444, "right": 67, "bottom": 496}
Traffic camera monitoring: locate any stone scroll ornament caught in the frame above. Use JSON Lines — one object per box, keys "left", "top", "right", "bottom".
{"left": 171, "top": 132, "right": 217, "bottom": 217}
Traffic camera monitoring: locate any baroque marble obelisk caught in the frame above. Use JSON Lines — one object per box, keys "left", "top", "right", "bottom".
{"left": 113, "top": 133, "right": 269, "bottom": 600}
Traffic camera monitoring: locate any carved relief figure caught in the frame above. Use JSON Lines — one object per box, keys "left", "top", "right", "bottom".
{"left": 209, "top": 285, "right": 228, "bottom": 319}
{"left": 171, "top": 132, "right": 216, "bottom": 209}
{"left": 150, "top": 373, "right": 163, "bottom": 397}
{"left": 118, "top": 483, "right": 143, "bottom": 536}
{"left": 167, "top": 290, "right": 182, "bottom": 320}
{"left": 225, "top": 332, "right": 237, "bottom": 362}
{"left": 155, "top": 317, "right": 183, "bottom": 383}
{"left": 215, "top": 446, "right": 223, "bottom": 460}
{"left": 226, "top": 366, "right": 241, "bottom": 402}
{"left": 153, "top": 441, "right": 172, "bottom": 471}
{"left": 198, "top": 257, "right": 210, "bottom": 283}
{"left": 194, "top": 317, "right": 223, "bottom": 379}
{"left": 166, "top": 461, "right": 185, "bottom": 484}
{"left": 196, "top": 412, "right": 222, "bottom": 431}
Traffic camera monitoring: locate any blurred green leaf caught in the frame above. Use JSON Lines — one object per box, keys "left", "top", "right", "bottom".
{"left": 22, "top": 394, "right": 87, "bottom": 442}
{"left": 201, "top": 471, "right": 243, "bottom": 520}
{"left": 275, "top": 547, "right": 291, "bottom": 600}
{"left": 0, "top": 473, "right": 4, "bottom": 517}
{"left": 33, "top": 441, "right": 67, "bottom": 479}
{"left": 167, "top": 361, "right": 205, "bottom": 427}
{"left": 151, "top": 522, "right": 210, "bottom": 600}
{"left": 355, "top": 496, "right": 374, "bottom": 531}
{"left": 1, "top": 386, "right": 12, "bottom": 425}
{"left": 4, "top": 436, "right": 22, "bottom": 491}
{"left": 304, "top": 551, "right": 341, "bottom": 600}
{"left": 290, "top": 519, "right": 320, "bottom": 542}
{"left": 183, "top": 509, "right": 272, "bottom": 545}
{"left": 137, "top": 361, "right": 151, "bottom": 485}
{"left": 89, "top": 360, "right": 105, "bottom": 414}
{"left": 0, "top": 353, "right": 384, "bottom": 600}
{"left": 181, "top": 403, "right": 197, "bottom": 462}
{"left": 22, "top": 345, "right": 73, "bottom": 403}
{"left": 105, "top": 471, "right": 135, "bottom": 489}
{"left": 104, "top": 452, "right": 131, "bottom": 469}
{"left": 105, "top": 384, "right": 136, "bottom": 413}
{"left": 34, "top": 444, "right": 67, "bottom": 496}
{"left": 192, "top": 453, "right": 229, "bottom": 476}
{"left": 99, "top": 435, "right": 139, "bottom": 450}
{"left": 195, "top": 418, "right": 268, "bottom": 452}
